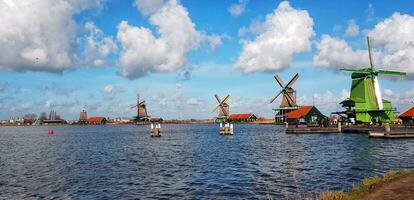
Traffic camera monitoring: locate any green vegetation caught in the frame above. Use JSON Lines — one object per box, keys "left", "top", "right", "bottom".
{"left": 320, "top": 169, "right": 412, "bottom": 200}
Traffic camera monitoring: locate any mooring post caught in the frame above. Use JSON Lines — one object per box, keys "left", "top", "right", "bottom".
{"left": 338, "top": 122, "right": 342, "bottom": 133}
{"left": 285, "top": 122, "right": 288, "bottom": 129}
{"left": 384, "top": 123, "right": 390, "bottom": 134}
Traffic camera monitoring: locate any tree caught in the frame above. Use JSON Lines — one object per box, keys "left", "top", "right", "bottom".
{"left": 23, "top": 113, "right": 37, "bottom": 124}
{"left": 39, "top": 112, "right": 47, "bottom": 122}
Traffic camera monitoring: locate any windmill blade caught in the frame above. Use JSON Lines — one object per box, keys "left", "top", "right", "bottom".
{"left": 130, "top": 105, "right": 138, "bottom": 109}
{"left": 340, "top": 68, "right": 371, "bottom": 74}
{"left": 222, "top": 95, "right": 230, "bottom": 104}
{"left": 138, "top": 100, "right": 146, "bottom": 106}
{"left": 274, "top": 75, "right": 285, "bottom": 88}
{"left": 340, "top": 62, "right": 360, "bottom": 69}
{"left": 270, "top": 91, "right": 283, "bottom": 103}
{"left": 286, "top": 73, "right": 299, "bottom": 88}
{"left": 214, "top": 94, "right": 222, "bottom": 103}
{"left": 367, "top": 36, "right": 374, "bottom": 69}
{"left": 212, "top": 105, "right": 221, "bottom": 113}
{"left": 283, "top": 91, "right": 296, "bottom": 106}
{"left": 220, "top": 105, "right": 228, "bottom": 116}
{"left": 377, "top": 70, "right": 406, "bottom": 75}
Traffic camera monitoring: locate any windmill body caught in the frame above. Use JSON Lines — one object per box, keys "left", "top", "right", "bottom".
{"left": 339, "top": 37, "right": 406, "bottom": 123}
{"left": 212, "top": 94, "right": 230, "bottom": 123}
{"left": 131, "top": 94, "right": 151, "bottom": 122}
{"left": 271, "top": 73, "right": 301, "bottom": 123}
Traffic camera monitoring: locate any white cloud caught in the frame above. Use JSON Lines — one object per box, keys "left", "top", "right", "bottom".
{"left": 44, "top": 100, "right": 55, "bottom": 109}
{"left": 228, "top": 0, "right": 248, "bottom": 17}
{"left": 186, "top": 97, "right": 203, "bottom": 106}
{"left": 381, "top": 88, "right": 414, "bottom": 111}
{"left": 297, "top": 90, "right": 349, "bottom": 115}
{"left": 103, "top": 84, "right": 114, "bottom": 93}
{"left": 313, "top": 35, "right": 367, "bottom": 69}
{"left": 83, "top": 22, "right": 117, "bottom": 67}
{"left": 235, "top": 1, "right": 314, "bottom": 73}
{"left": 134, "top": 0, "right": 166, "bottom": 16}
{"left": 0, "top": 0, "right": 102, "bottom": 72}
{"left": 313, "top": 13, "right": 414, "bottom": 79}
{"left": 345, "top": 20, "right": 359, "bottom": 37}
{"left": 117, "top": 0, "right": 220, "bottom": 79}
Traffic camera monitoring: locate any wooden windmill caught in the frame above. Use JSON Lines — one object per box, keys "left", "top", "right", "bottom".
{"left": 270, "top": 73, "right": 301, "bottom": 123}
{"left": 212, "top": 94, "right": 230, "bottom": 123}
{"left": 130, "top": 94, "right": 150, "bottom": 122}
{"left": 337, "top": 37, "right": 406, "bottom": 124}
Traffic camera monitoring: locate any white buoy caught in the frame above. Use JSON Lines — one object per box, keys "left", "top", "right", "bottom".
{"left": 151, "top": 123, "right": 154, "bottom": 129}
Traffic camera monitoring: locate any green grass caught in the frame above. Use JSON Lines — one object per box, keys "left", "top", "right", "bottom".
{"left": 320, "top": 169, "right": 412, "bottom": 200}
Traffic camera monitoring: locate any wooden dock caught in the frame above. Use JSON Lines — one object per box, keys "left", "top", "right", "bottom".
{"left": 286, "top": 127, "right": 340, "bottom": 134}
{"left": 286, "top": 124, "right": 414, "bottom": 138}
{"left": 369, "top": 131, "right": 414, "bottom": 139}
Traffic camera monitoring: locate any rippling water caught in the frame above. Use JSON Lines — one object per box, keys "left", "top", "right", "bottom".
{"left": 0, "top": 124, "right": 413, "bottom": 199}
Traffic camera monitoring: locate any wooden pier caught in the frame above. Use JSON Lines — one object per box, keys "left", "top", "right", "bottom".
{"left": 286, "top": 127, "right": 340, "bottom": 134}
{"left": 286, "top": 123, "right": 414, "bottom": 138}
{"left": 369, "top": 131, "right": 414, "bottom": 139}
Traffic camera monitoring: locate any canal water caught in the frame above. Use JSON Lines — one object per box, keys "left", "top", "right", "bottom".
{"left": 0, "top": 124, "right": 413, "bottom": 199}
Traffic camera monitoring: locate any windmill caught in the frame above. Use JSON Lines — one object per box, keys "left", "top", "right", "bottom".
{"left": 270, "top": 73, "right": 301, "bottom": 123}
{"left": 212, "top": 94, "right": 230, "bottom": 123}
{"left": 339, "top": 36, "right": 406, "bottom": 123}
{"left": 130, "top": 94, "right": 150, "bottom": 122}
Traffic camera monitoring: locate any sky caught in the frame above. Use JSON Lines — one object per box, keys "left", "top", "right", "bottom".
{"left": 1, "top": 0, "right": 414, "bottom": 120}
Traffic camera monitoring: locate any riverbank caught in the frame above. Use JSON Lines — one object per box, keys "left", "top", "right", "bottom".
{"left": 320, "top": 170, "right": 414, "bottom": 200}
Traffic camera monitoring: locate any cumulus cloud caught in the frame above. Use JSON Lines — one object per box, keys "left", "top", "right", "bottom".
{"left": 313, "top": 35, "right": 367, "bottom": 69}
{"left": 186, "top": 97, "right": 203, "bottom": 106}
{"left": 228, "top": 0, "right": 248, "bottom": 17}
{"left": 313, "top": 13, "right": 414, "bottom": 79}
{"left": 117, "top": 0, "right": 220, "bottom": 79}
{"left": 134, "top": 0, "right": 166, "bottom": 16}
{"left": 103, "top": 84, "right": 114, "bottom": 93}
{"left": 83, "top": 22, "right": 117, "bottom": 67}
{"left": 0, "top": 0, "right": 102, "bottom": 72}
{"left": 345, "top": 20, "right": 359, "bottom": 37}
{"left": 235, "top": 1, "right": 314, "bottom": 73}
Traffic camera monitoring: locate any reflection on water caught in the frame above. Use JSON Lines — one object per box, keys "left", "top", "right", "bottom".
{"left": 0, "top": 124, "right": 413, "bottom": 199}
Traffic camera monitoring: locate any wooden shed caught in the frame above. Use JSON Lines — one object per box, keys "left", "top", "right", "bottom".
{"left": 285, "top": 106, "right": 326, "bottom": 126}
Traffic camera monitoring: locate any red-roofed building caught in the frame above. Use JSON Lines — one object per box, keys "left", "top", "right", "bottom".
{"left": 399, "top": 106, "right": 414, "bottom": 124}
{"left": 88, "top": 117, "right": 107, "bottom": 125}
{"left": 228, "top": 113, "right": 257, "bottom": 123}
{"left": 285, "top": 106, "right": 326, "bottom": 125}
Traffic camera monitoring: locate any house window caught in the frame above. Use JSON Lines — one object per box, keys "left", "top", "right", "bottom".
{"left": 311, "top": 115, "right": 318, "bottom": 123}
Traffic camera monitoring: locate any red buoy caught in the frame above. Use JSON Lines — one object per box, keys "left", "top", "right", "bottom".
{"left": 48, "top": 129, "right": 54, "bottom": 135}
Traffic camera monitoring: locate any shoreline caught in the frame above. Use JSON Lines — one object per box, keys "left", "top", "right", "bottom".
{"left": 320, "top": 170, "right": 414, "bottom": 200}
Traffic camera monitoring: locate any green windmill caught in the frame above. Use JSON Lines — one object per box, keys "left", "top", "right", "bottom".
{"left": 340, "top": 36, "right": 406, "bottom": 124}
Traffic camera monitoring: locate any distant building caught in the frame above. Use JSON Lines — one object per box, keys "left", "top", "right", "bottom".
{"left": 285, "top": 106, "right": 326, "bottom": 125}
{"left": 43, "top": 110, "right": 63, "bottom": 125}
{"left": 79, "top": 110, "right": 88, "bottom": 124}
{"left": 228, "top": 113, "right": 257, "bottom": 123}
{"left": 88, "top": 117, "right": 107, "bottom": 125}
{"left": 398, "top": 106, "right": 414, "bottom": 125}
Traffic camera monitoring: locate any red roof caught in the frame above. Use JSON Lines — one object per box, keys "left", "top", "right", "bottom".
{"left": 399, "top": 106, "right": 414, "bottom": 118}
{"left": 285, "top": 106, "right": 313, "bottom": 119}
{"left": 228, "top": 113, "right": 255, "bottom": 120}
{"left": 88, "top": 117, "right": 106, "bottom": 123}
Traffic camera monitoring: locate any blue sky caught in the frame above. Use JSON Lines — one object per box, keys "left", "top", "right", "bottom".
{"left": 0, "top": 0, "right": 414, "bottom": 120}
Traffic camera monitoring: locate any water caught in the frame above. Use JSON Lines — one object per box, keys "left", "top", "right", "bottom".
{"left": 0, "top": 124, "right": 413, "bottom": 199}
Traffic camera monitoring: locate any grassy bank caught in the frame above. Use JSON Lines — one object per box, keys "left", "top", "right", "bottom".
{"left": 319, "top": 169, "right": 413, "bottom": 200}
